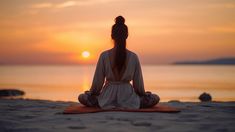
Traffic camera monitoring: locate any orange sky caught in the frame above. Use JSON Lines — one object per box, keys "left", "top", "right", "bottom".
{"left": 0, "top": 0, "right": 235, "bottom": 64}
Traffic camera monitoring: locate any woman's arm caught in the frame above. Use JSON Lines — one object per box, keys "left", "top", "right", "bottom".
{"left": 133, "top": 55, "right": 145, "bottom": 96}
{"left": 90, "top": 53, "right": 105, "bottom": 95}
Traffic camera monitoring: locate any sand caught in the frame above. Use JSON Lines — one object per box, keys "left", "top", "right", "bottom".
{"left": 0, "top": 98, "right": 234, "bottom": 132}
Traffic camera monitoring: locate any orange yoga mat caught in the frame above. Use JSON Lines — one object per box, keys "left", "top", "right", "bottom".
{"left": 63, "top": 105, "right": 181, "bottom": 114}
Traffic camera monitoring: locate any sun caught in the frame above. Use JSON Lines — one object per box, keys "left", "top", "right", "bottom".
{"left": 81, "top": 51, "right": 90, "bottom": 58}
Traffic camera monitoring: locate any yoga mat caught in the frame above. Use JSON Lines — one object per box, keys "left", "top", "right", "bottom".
{"left": 63, "top": 105, "right": 181, "bottom": 114}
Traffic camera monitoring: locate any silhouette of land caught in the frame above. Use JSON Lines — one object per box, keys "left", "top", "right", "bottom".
{"left": 174, "top": 57, "right": 235, "bottom": 65}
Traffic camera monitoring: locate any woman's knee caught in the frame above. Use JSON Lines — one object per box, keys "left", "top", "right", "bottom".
{"left": 152, "top": 94, "right": 160, "bottom": 104}
{"left": 140, "top": 93, "right": 160, "bottom": 108}
{"left": 78, "top": 92, "right": 99, "bottom": 107}
{"left": 78, "top": 94, "right": 88, "bottom": 105}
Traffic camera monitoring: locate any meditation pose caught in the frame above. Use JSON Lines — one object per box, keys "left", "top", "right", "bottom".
{"left": 78, "top": 16, "right": 160, "bottom": 109}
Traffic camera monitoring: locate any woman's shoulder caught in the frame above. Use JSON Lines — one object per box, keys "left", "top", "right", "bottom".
{"left": 99, "top": 49, "right": 139, "bottom": 60}
{"left": 98, "top": 49, "right": 111, "bottom": 59}
{"left": 126, "top": 49, "right": 139, "bottom": 59}
{"left": 101, "top": 49, "right": 111, "bottom": 54}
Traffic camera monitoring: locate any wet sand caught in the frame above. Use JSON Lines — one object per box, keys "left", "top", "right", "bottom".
{"left": 0, "top": 98, "right": 234, "bottom": 132}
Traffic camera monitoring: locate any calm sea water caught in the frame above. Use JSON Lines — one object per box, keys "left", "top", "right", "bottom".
{"left": 0, "top": 65, "right": 234, "bottom": 102}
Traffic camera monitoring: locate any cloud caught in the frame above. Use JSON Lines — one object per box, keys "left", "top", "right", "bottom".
{"left": 55, "top": 1, "right": 77, "bottom": 8}
{"left": 209, "top": 27, "right": 235, "bottom": 33}
{"left": 30, "top": 0, "right": 118, "bottom": 9}
{"left": 209, "top": 3, "right": 235, "bottom": 9}
{"left": 30, "top": 1, "right": 77, "bottom": 9}
{"left": 31, "top": 3, "right": 53, "bottom": 9}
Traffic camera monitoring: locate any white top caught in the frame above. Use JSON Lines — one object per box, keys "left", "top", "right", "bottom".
{"left": 90, "top": 49, "right": 145, "bottom": 109}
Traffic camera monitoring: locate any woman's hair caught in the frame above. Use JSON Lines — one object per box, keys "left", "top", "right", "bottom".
{"left": 111, "top": 16, "right": 128, "bottom": 72}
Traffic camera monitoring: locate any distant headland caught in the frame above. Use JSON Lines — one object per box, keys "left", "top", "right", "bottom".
{"left": 174, "top": 57, "right": 235, "bottom": 65}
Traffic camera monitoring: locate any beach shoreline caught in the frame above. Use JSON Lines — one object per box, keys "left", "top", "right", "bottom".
{"left": 0, "top": 98, "right": 234, "bottom": 132}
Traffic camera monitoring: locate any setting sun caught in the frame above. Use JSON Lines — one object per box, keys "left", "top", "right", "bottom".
{"left": 82, "top": 51, "right": 90, "bottom": 58}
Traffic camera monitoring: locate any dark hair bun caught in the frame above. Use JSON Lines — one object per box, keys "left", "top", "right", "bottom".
{"left": 115, "top": 16, "right": 125, "bottom": 25}
{"left": 112, "top": 16, "right": 128, "bottom": 40}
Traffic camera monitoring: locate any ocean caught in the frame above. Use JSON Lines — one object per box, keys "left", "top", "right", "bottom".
{"left": 0, "top": 65, "right": 234, "bottom": 102}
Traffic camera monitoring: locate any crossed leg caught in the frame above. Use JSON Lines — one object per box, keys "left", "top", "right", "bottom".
{"left": 78, "top": 91, "right": 99, "bottom": 107}
{"left": 140, "top": 92, "right": 160, "bottom": 108}
{"left": 78, "top": 91, "right": 160, "bottom": 108}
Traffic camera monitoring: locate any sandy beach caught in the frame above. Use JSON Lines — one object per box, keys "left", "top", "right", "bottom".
{"left": 0, "top": 98, "right": 234, "bottom": 132}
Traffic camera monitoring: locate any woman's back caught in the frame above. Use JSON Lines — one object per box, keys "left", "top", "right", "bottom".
{"left": 102, "top": 49, "right": 142, "bottom": 83}
{"left": 86, "top": 49, "right": 145, "bottom": 109}
{"left": 78, "top": 16, "right": 160, "bottom": 109}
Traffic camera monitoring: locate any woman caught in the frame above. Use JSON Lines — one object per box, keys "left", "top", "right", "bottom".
{"left": 78, "top": 16, "right": 160, "bottom": 109}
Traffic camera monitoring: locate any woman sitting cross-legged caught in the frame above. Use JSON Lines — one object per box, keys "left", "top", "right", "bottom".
{"left": 78, "top": 16, "right": 160, "bottom": 109}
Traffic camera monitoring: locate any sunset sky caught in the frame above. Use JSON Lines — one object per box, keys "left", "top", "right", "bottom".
{"left": 0, "top": 0, "right": 235, "bottom": 64}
